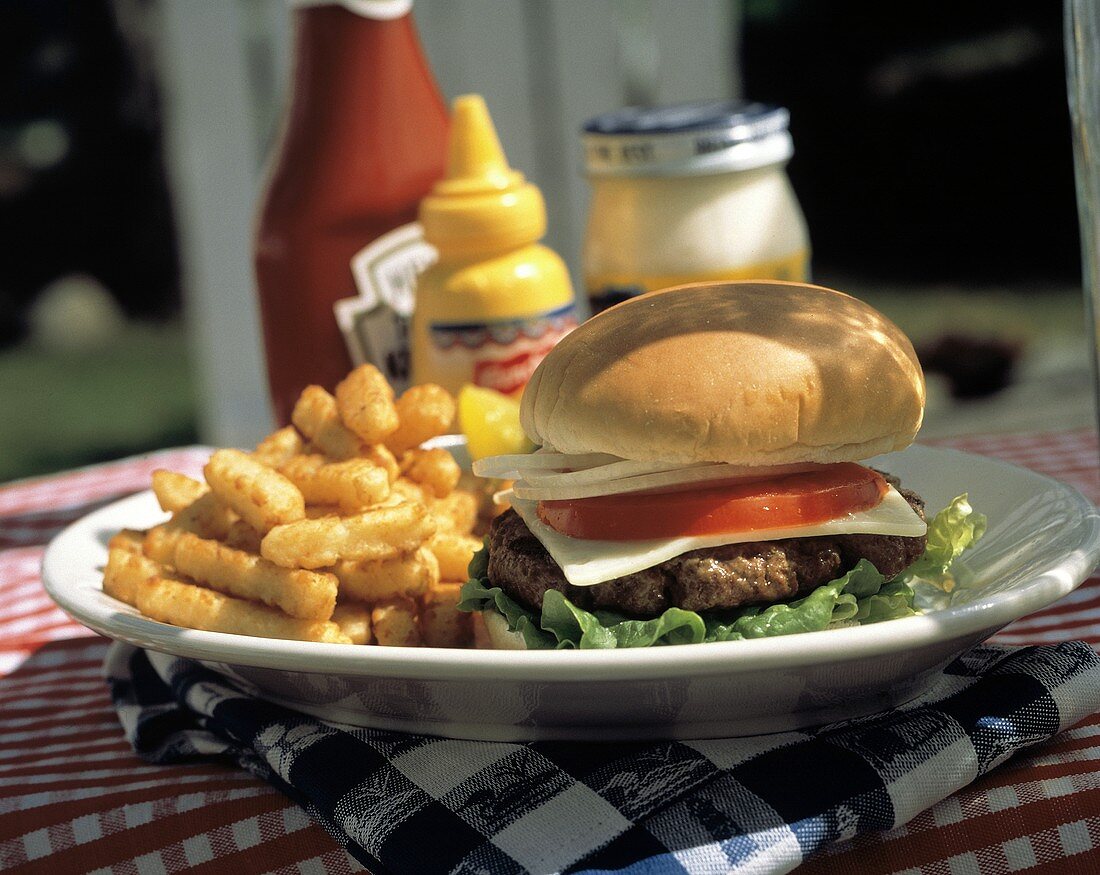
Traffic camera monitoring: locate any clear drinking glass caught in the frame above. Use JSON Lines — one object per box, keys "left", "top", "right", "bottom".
{"left": 1066, "top": 0, "right": 1100, "bottom": 441}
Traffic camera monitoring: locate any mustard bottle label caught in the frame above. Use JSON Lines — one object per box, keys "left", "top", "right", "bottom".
{"left": 424, "top": 303, "right": 577, "bottom": 395}
{"left": 587, "top": 249, "right": 810, "bottom": 314}
{"left": 335, "top": 222, "right": 438, "bottom": 393}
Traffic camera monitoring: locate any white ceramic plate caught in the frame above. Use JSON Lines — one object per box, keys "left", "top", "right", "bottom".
{"left": 42, "top": 444, "right": 1100, "bottom": 741}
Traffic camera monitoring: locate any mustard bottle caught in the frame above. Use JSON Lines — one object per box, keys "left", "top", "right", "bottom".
{"left": 412, "top": 94, "right": 577, "bottom": 396}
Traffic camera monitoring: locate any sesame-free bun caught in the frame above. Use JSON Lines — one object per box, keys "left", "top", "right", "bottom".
{"left": 520, "top": 281, "right": 925, "bottom": 466}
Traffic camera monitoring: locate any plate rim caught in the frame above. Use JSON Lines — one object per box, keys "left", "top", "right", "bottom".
{"left": 41, "top": 444, "right": 1100, "bottom": 682}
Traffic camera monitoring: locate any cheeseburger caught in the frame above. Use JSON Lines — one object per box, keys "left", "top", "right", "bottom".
{"left": 462, "top": 281, "right": 978, "bottom": 649}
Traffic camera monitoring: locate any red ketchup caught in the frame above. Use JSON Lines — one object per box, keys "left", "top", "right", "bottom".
{"left": 254, "top": 0, "right": 448, "bottom": 424}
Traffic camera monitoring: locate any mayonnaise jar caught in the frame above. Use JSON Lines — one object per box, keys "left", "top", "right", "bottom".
{"left": 582, "top": 101, "right": 810, "bottom": 314}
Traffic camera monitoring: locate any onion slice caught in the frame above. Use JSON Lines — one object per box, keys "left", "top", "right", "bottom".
{"left": 472, "top": 450, "right": 621, "bottom": 479}
{"left": 512, "top": 462, "right": 826, "bottom": 501}
{"left": 520, "top": 458, "right": 709, "bottom": 487}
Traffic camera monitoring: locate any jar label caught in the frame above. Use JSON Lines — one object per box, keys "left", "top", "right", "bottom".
{"left": 425, "top": 304, "right": 578, "bottom": 395}
{"left": 586, "top": 250, "right": 810, "bottom": 315}
{"left": 335, "top": 222, "right": 437, "bottom": 393}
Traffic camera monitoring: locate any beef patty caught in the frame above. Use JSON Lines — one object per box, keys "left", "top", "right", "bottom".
{"left": 486, "top": 480, "right": 927, "bottom": 618}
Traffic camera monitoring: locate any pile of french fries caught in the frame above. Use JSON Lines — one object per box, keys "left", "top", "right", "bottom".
{"left": 102, "top": 365, "right": 484, "bottom": 647}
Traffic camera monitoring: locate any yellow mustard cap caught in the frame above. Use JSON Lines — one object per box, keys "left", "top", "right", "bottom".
{"left": 419, "top": 94, "right": 547, "bottom": 252}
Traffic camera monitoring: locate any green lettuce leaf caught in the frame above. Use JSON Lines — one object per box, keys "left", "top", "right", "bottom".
{"left": 541, "top": 590, "right": 707, "bottom": 648}
{"left": 458, "top": 577, "right": 557, "bottom": 649}
{"left": 458, "top": 554, "right": 912, "bottom": 649}
{"left": 899, "top": 493, "right": 987, "bottom": 583}
{"left": 457, "top": 494, "right": 985, "bottom": 650}
{"left": 458, "top": 577, "right": 709, "bottom": 648}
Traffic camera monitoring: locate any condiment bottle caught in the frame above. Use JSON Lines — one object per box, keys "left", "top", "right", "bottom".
{"left": 254, "top": 0, "right": 448, "bottom": 424}
{"left": 411, "top": 95, "right": 577, "bottom": 396}
{"left": 582, "top": 100, "right": 810, "bottom": 314}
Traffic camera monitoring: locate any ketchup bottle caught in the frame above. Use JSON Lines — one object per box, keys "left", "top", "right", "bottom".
{"left": 254, "top": 0, "right": 448, "bottom": 424}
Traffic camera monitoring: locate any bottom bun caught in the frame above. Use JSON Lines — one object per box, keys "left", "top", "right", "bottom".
{"left": 483, "top": 609, "right": 527, "bottom": 650}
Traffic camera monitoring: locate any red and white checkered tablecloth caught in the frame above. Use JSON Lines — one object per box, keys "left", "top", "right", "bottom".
{"left": 0, "top": 432, "right": 1097, "bottom": 875}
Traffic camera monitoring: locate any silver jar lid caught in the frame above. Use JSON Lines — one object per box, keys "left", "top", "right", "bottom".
{"left": 582, "top": 100, "right": 793, "bottom": 177}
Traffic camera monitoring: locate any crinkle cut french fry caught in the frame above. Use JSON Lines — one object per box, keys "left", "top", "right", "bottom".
{"left": 391, "top": 477, "right": 426, "bottom": 504}
{"left": 292, "top": 385, "right": 364, "bottom": 461}
{"left": 393, "top": 478, "right": 478, "bottom": 533}
{"left": 103, "top": 547, "right": 161, "bottom": 606}
{"left": 419, "top": 582, "right": 473, "bottom": 648}
{"left": 370, "top": 598, "right": 421, "bottom": 647}
{"left": 204, "top": 448, "right": 305, "bottom": 534}
{"left": 135, "top": 575, "right": 350, "bottom": 643}
{"left": 224, "top": 519, "right": 262, "bottom": 553}
{"left": 331, "top": 546, "right": 439, "bottom": 603}
{"left": 384, "top": 384, "right": 456, "bottom": 455}
{"left": 108, "top": 528, "right": 146, "bottom": 554}
{"left": 400, "top": 448, "right": 461, "bottom": 498}
{"left": 261, "top": 501, "right": 435, "bottom": 569}
{"left": 331, "top": 603, "right": 372, "bottom": 644}
{"left": 145, "top": 509, "right": 236, "bottom": 564}
{"left": 335, "top": 364, "right": 399, "bottom": 444}
{"left": 171, "top": 531, "right": 337, "bottom": 620}
{"left": 151, "top": 470, "right": 208, "bottom": 514}
{"left": 143, "top": 524, "right": 184, "bottom": 565}
{"left": 253, "top": 426, "right": 305, "bottom": 467}
{"left": 428, "top": 531, "right": 482, "bottom": 582}
{"left": 174, "top": 492, "right": 235, "bottom": 540}
{"left": 279, "top": 454, "right": 390, "bottom": 513}
{"left": 429, "top": 489, "right": 479, "bottom": 535}
{"left": 362, "top": 443, "right": 400, "bottom": 483}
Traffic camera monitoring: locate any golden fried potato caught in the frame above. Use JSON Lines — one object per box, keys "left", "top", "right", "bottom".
{"left": 428, "top": 531, "right": 482, "bottom": 582}
{"left": 330, "top": 546, "right": 439, "bottom": 603}
{"left": 103, "top": 547, "right": 161, "bottom": 606}
{"left": 204, "top": 448, "right": 305, "bottom": 534}
{"left": 330, "top": 603, "right": 372, "bottom": 644}
{"left": 428, "top": 489, "right": 479, "bottom": 535}
{"left": 224, "top": 519, "right": 262, "bottom": 553}
{"left": 108, "top": 528, "right": 146, "bottom": 555}
{"left": 261, "top": 501, "right": 435, "bottom": 569}
{"left": 279, "top": 454, "right": 390, "bottom": 513}
{"left": 419, "top": 582, "right": 473, "bottom": 648}
{"left": 400, "top": 448, "right": 461, "bottom": 499}
{"left": 370, "top": 598, "right": 421, "bottom": 647}
{"left": 292, "top": 385, "right": 364, "bottom": 461}
{"left": 384, "top": 384, "right": 456, "bottom": 455}
{"left": 335, "top": 364, "right": 399, "bottom": 444}
{"left": 253, "top": 426, "right": 305, "bottom": 467}
{"left": 136, "top": 575, "right": 350, "bottom": 644}
{"left": 143, "top": 524, "right": 184, "bottom": 565}
{"left": 361, "top": 443, "right": 400, "bottom": 483}
{"left": 171, "top": 531, "right": 337, "bottom": 620}
{"left": 104, "top": 369, "right": 494, "bottom": 649}
{"left": 151, "top": 470, "right": 207, "bottom": 514}
{"left": 172, "top": 492, "right": 235, "bottom": 541}
{"left": 391, "top": 477, "right": 426, "bottom": 504}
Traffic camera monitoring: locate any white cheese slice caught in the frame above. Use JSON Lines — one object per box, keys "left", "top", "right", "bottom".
{"left": 509, "top": 486, "right": 928, "bottom": 587}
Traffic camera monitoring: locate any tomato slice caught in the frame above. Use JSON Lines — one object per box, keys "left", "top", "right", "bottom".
{"left": 536, "top": 462, "right": 889, "bottom": 541}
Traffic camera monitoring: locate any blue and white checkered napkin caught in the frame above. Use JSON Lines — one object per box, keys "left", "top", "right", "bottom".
{"left": 105, "top": 641, "right": 1100, "bottom": 875}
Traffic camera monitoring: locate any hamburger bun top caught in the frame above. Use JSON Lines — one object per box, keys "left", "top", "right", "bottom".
{"left": 520, "top": 281, "right": 925, "bottom": 466}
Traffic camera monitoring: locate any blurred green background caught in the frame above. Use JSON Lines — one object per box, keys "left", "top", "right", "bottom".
{"left": 0, "top": 316, "right": 197, "bottom": 482}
